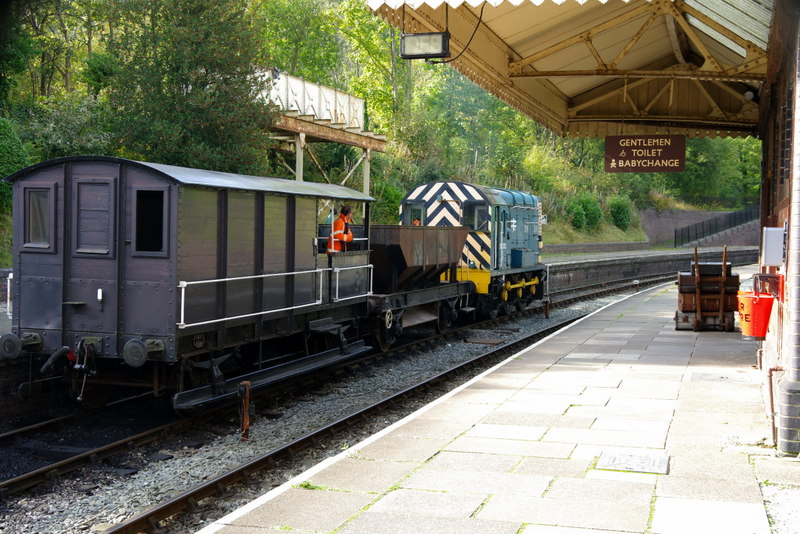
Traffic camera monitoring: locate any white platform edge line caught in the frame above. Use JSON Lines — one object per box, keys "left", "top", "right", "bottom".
{"left": 194, "top": 286, "right": 657, "bottom": 534}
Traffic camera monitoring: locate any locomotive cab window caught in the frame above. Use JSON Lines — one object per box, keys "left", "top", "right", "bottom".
{"left": 134, "top": 189, "right": 168, "bottom": 256}
{"left": 464, "top": 203, "right": 489, "bottom": 231}
{"left": 24, "top": 188, "right": 52, "bottom": 249}
{"left": 406, "top": 203, "right": 424, "bottom": 226}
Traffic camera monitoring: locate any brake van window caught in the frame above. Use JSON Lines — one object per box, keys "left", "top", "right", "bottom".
{"left": 25, "top": 189, "right": 50, "bottom": 248}
{"left": 135, "top": 190, "right": 165, "bottom": 253}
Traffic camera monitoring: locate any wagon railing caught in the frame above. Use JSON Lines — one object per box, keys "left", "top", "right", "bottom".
{"left": 332, "top": 264, "right": 373, "bottom": 302}
{"left": 176, "top": 265, "right": 373, "bottom": 329}
{"left": 177, "top": 269, "right": 326, "bottom": 329}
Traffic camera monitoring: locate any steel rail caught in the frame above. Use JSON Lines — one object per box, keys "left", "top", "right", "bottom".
{"left": 0, "top": 421, "right": 179, "bottom": 497}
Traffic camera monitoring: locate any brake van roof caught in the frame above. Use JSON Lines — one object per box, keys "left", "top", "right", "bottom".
{"left": 6, "top": 156, "right": 375, "bottom": 202}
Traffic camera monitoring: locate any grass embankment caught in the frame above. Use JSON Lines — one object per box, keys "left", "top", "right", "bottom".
{"left": 543, "top": 219, "right": 648, "bottom": 245}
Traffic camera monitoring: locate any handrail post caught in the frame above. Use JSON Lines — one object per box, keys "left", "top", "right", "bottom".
{"left": 6, "top": 272, "right": 12, "bottom": 319}
{"left": 178, "top": 281, "right": 187, "bottom": 328}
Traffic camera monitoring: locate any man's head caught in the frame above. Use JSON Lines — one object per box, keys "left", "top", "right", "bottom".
{"left": 341, "top": 205, "right": 352, "bottom": 217}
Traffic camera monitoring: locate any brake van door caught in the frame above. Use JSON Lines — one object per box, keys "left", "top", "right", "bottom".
{"left": 62, "top": 170, "right": 119, "bottom": 352}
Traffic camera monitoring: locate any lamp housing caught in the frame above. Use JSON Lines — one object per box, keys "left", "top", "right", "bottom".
{"left": 400, "top": 32, "right": 450, "bottom": 60}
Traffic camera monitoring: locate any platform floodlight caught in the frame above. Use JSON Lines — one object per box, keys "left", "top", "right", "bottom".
{"left": 400, "top": 32, "right": 450, "bottom": 60}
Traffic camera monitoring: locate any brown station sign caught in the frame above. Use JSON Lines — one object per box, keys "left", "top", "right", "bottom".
{"left": 605, "top": 134, "right": 685, "bottom": 173}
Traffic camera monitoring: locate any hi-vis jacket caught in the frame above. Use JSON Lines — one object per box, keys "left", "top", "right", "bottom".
{"left": 327, "top": 213, "right": 353, "bottom": 252}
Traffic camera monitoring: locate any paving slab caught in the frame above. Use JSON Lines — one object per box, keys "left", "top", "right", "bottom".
{"left": 400, "top": 468, "right": 552, "bottom": 496}
{"left": 655, "top": 474, "right": 764, "bottom": 503}
{"left": 481, "top": 411, "right": 596, "bottom": 428}
{"left": 513, "top": 456, "right": 593, "bottom": 477}
{"left": 591, "top": 417, "right": 671, "bottom": 433}
{"left": 368, "top": 488, "right": 487, "bottom": 518}
{"left": 543, "top": 427, "right": 667, "bottom": 448}
{"left": 226, "top": 488, "right": 375, "bottom": 532}
{"left": 753, "top": 456, "right": 800, "bottom": 485}
{"left": 445, "top": 435, "right": 575, "bottom": 458}
{"left": 465, "top": 422, "right": 548, "bottom": 441}
{"left": 478, "top": 494, "right": 651, "bottom": 532}
{"left": 352, "top": 435, "right": 451, "bottom": 462}
{"left": 425, "top": 450, "right": 522, "bottom": 473}
{"left": 386, "top": 419, "right": 468, "bottom": 440}
{"left": 650, "top": 497, "right": 771, "bottom": 534}
{"left": 545, "top": 477, "right": 654, "bottom": 505}
{"left": 337, "top": 511, "right": 521, "bottom": 534}
{"left": 307, "top": 457, "right": 415, "bottom": 493}
{"left": 521, "top": 526, "right": 634, "bottom": 534}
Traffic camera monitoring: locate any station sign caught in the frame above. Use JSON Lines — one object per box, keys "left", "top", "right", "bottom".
{"left": 605, "top": 134, "right": 685, "bottom": 173}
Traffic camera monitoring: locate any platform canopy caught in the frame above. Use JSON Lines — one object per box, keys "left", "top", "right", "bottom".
{"left": 367, "top": 0, "right": 773, "bottom": 138}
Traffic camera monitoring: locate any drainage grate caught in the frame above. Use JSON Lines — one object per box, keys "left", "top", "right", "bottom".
{"left": 595, "top": 451, "right": 669, "bottom": 474}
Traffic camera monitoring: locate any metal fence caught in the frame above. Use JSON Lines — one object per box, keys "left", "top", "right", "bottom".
{"left": 674, "top": 206, "right": 760, "bottom": 247}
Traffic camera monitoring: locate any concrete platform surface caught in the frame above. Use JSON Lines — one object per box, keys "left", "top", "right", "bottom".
{"left": 198, "top": 266, "right": 786, "bottom": 534}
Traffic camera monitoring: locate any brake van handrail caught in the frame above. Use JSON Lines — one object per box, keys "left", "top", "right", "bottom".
{"left": 177, "top": 269, "right": 327, "bottom": 329}
{"left": 177, "top": 265, "right": 374, "bottom": 328}
{"left": 332, "top": 264, "right": 373, "bottom": 302}
{"left": 6, "top": 272, "right": 12, "bottom": 319}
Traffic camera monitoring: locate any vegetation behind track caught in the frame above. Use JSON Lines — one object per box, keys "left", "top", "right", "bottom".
{"left": 0, "top": 0, "right": 762, "bottom": 267}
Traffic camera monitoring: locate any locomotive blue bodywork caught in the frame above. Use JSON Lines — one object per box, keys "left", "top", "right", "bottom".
{"left": 401, "top": 181, "right": 546, "bottom": 316}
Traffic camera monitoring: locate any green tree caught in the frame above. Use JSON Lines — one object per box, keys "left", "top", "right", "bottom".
{"left": 13, "top": 92, "right": 113, "bottom": 161}
{"left": 106, "top": 0, "right": 275, "bottom": 174}
{"left": 0, "top": 1, "right": 36, "bottom": 108}
{"left": 79, "top": 50, "right": 118, "bottom": 96}
{"left": 338, "top": 0, "right": 412, "bottom": 134}
{"left": 0, "top": 117, "right": 29, "bottom": 209}
{"left": 250, "top": 0, "right": 342, "bottom": 86}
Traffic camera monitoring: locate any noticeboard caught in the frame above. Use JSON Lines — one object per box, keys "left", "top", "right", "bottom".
{"left": 605, "top": 135, "right": 685, "bottom": 173}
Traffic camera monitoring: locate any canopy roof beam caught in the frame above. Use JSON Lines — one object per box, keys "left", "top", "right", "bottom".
{"left": 508, "top": 0, "right": 767, "bottom": 83}
{"left": 513, "top": 68, "right": 765, "bottom": 82}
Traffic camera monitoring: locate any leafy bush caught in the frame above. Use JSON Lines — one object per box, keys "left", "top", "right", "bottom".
{"left": 14, "top": 93, "right": 114, "bottom": 162}
{"left": 567, "top": 201, "right": 586, "bottom": 230}
{"left": 576, "top": 192, "right": 602, "bottom": 230}
{"left": 608, "top": 195, "right": 633, "bottom": 230}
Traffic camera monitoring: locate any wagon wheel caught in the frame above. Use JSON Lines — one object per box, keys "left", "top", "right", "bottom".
{"left": 373, "top": 311, "right": 396, "bottom": 352}
{"left": 78, "top": 384, "right": 111, "bottom": 412}
{"left": 502, "top": 300, "right": 516, "bottom": 316}
{"left": 373, "top": 329, "right": 394, "bottom": 353}
{"left": 436, "top": 301, "right": 456, "bottom": 334}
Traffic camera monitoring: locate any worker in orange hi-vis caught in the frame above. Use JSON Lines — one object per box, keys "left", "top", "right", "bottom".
{"left": 327, "top": 204, "right": 354, "bottom": 253}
